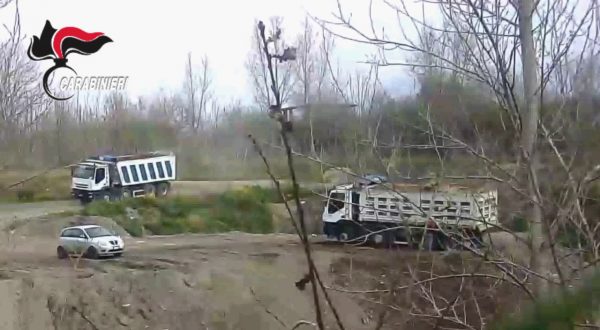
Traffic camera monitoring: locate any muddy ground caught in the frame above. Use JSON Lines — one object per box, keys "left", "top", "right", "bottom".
{"left": 0, "top": 211, "right": 525, "bottom": 330}
{"left": 0, "top": 214, "right": 374, "bottom": 330}
{"left": 0, "top": 176, "right": 531, "bottom": 330}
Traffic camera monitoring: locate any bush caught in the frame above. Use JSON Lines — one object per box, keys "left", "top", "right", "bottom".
{"left": 16, "top": 189, "right": 35, "bottom": 202}
{"left": 115, "top": 217, "right": 144, "bottom": 237}
{"left": 82, "top": 200, "right": 126, "bottom": 218}
{"left": 211, "top": 188, "right": 274, "bottom": 233}
{"left": 81, "top": 188, "right": 275, "bottom": 236}
{"left": 510, "top": 216, "right": 529, "bottom": 233}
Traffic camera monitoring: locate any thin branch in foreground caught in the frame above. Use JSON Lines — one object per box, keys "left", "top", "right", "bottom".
{"left": 250, "top": 287, "right": 288, "bottom": 329}
{"left": 250, "top": 21, "right": 352, "bottom": 330}
{"left": 248, "top": 134, "right": 347, "bottom": 330}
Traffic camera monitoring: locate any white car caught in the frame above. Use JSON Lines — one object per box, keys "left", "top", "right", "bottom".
{"left": 57, "top": 225, "right": 124, "bottom": 259}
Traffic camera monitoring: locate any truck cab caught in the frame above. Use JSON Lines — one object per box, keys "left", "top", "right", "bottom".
{"left": 322, "top": 185, "right": 361, "bottom": 240}
{"left": 71, "top": 162, "right": 111, "bottom": 202}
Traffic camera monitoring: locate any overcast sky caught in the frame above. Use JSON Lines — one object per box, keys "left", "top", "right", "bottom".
{"left": 0, "top": 0, "right": 430, "bottom": 104}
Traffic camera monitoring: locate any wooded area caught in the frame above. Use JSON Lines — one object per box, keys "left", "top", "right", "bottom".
{"left": 3, "top": 0, "right": 600, "bottom": 327}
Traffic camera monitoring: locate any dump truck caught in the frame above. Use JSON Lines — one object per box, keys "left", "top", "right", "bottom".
{"left": 322, "top": 176, "right": 498, "bottom": 250}
{"left": 70, "top": 151, "right": 176, "bottom": 204}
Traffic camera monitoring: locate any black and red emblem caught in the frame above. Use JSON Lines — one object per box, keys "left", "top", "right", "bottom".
{"left": 27, "top": 20, "right": 112, "bottom": 100}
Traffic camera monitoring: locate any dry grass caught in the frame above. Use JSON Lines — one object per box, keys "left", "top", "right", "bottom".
{"left": 0, "top": 169, "right": 72, "bottom": 202}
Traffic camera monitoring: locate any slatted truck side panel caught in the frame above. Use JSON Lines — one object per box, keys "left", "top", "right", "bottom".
{"left": 322, "top": 181, "right": 498, "bottom": 250}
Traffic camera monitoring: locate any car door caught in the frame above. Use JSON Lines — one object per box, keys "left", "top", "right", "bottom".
{"left": 60, "top": 229, "right": 76, "bottom": 253}
{"left": 71, "top": 228, "right": 89, "bottom": 254}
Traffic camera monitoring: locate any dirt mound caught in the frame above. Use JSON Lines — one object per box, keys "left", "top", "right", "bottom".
{"left": 328, "top": 250, "right": 525, "bottom": 329}
{"left": 0, "top": 232, "right": 370, "bottom": 330}
{"left": 8, "top": 215, "right": 130, "bottom": 239}
{"left": 0, "top": 267, "right": 207, "bottom": 330}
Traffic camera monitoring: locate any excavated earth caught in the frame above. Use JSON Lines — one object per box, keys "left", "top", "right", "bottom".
{"left": 0, "top": 213, "right": 526, "bottom": 330}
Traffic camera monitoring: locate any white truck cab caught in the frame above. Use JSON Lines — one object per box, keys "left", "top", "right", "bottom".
{"left": 70, "top": 151, "right": 176, "bottom": 203}
{"left": 321, "top": 185, "right": 353, "bottom": 225}
{"left": 71, "top": 162, "right": 110, "bottom": 195}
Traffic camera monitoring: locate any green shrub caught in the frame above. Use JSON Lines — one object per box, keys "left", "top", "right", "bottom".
{"left": 82, "top": 200, "right": 126, "bottom": 217}
{"left": 510, "top": 216, "right": 529, "bottom": 233}
{"left": 211, "top": 187, "right": 274, "bottom": 233}
{"left": 114, "top": 217, "right": 144, "bottom": 237}
{"left": 81, "top": 188, "right": 275, "bottom": 236}
{"left": 16, "top": 189, "right": 35, "bottom": 202}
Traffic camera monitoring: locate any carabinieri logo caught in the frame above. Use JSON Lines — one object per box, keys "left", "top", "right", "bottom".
{"left": 27, "top": 20, "right": 123, "bottom": 101}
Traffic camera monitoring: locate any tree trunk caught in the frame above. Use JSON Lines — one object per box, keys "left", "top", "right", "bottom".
{"left": 518, "top": 0, "right": 548, "bottom": 295}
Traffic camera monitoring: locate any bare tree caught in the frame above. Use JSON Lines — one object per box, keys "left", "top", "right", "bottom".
{"left": 316, "top": 0, "right": 599, "bottom": 292}
{"left": 183, "top": 52, "right": 212, "bottom": 133}
{"left": 0, "top": 0, "right": 12, "bottom": 9}
{"left": 246, "top": 17, "right": 296, "bottom": 110}
{"left": 0, "top": 0, "right": 51, "bottom": 167}
{"left": 294, "top": 18, "right": 318, "bottom": 155}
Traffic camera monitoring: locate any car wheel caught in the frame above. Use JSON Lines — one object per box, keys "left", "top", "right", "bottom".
{"left": 85, "top": 246, "right": 99, "bottom": 259}
{"left": 57, "top": 246, "right": 68, "bottom": 259}
{"left": 102, "top": 193, "right": 111, "bottom": 202}
{"left": 156, "top": 183, "right": 169, "bottom": 197}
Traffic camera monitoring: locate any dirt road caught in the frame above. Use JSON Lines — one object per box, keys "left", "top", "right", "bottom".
{"left": 0, "top": 213, "right": 373, "bottom": 330}
{"left": 0, "top": 201, "right": 80, "bottom": 229}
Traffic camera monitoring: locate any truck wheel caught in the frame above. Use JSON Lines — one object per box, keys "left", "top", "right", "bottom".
{"left": 371, "top": 232, "right": 385, "bottom": 245}
{"left": 382, "top": 230, "right": 395, "bottom": 248}
{"left": 144, "top": 184, "right": 156, "bottom": 197}
{"left": 370, "top": 226, "right": 395, "bottom": 248}
{"left": 156, "top": 183, "right": 169, "bottom": 197}
{"left": 121, "top": 189, "right": 131, "bottom": 199}
{"left": 440, "top": 233, "right": 461, "bottom": 251}
{"left": 101, "top": 192, "right": 111, "bottom": 202}
{"left": 338, "top": 222, "right": 357, "bottom": 243}
{"left": 423, "top": 231, "right": 442, "bottom": 251}
{"left": 469, "top": 230, "right": 484, "bottom": 249}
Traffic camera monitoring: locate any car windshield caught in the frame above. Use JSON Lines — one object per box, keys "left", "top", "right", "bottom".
{"left": 85, "top": 227, "right": 113, "bottom": 238}
{"left": 73, "top": 166, "right": 95, "bottom": 179}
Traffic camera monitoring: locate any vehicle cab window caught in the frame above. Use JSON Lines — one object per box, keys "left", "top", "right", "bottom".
{"left": 95, "top": 168, "right": 106, "bottom": 184}
{"left": 60, "top": 229, "right": 73, "bottom": 237}
{"left": 72, "top": 228, "right": 87, "bottom": 239}
{"left": 328, "top": 192, "right": 345, "bottom": 214}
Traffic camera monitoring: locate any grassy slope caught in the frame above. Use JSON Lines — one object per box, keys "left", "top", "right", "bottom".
{"left": 80, "top": 186, "right": 313, "bottom": 237}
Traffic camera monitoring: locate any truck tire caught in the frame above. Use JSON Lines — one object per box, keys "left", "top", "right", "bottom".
{"left": 156, "top": 182, "right": 169, "bottom": 197}
{"left": 423, "top": 231, "right": 442, "bottom": 251}
{"left": 101, "top": 192, "right": 111, "bottom": 202}
{"left": 337, "top": 221, "right": 358, "bottom": 243}
{"left": 382, "top": 229, "right": 395, "bottom": 248}
{"left": 144, "top": 184, "right": 156, "bottom": 197}
{"left": 370, "top": 225, "right": 395, "bottom": 248}
{"left": 469, "top": 230, "right": 484, "bottom": 249}
{"left": 121, "top": 189, "right": 131, "bottom": 199}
